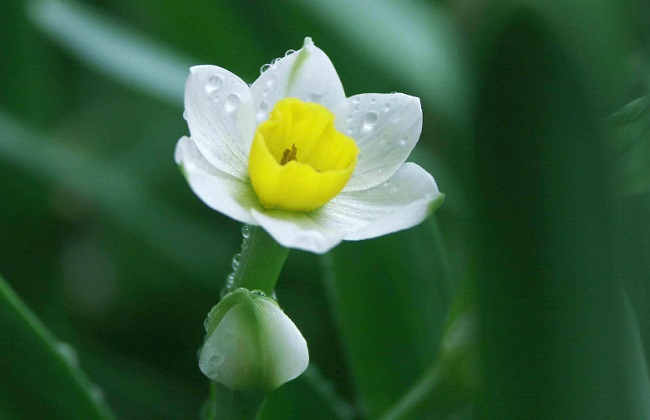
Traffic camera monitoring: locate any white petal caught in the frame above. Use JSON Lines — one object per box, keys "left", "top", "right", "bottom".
{"left": 250, "top": 37, "right": 346, "bottom": 124}
{"left": 256, "top": 299, "right": 309, "bottom": 388}
{"left": 250, "top": 208, "right": 347, "bottom": 255}
{"left": 184, "top": 65, "right": 256, "bottom": 180}
{"left": 175, "top": 136, "right": 260, "bottom": 225}
{"left": 316, "top": 163, "right": 443, "bottom": 240}
{"left": 333, "top": 93, "right": 423, "bottom": 192}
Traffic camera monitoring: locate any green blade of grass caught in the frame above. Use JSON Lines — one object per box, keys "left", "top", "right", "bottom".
{"left": 0, "top": 274, "right": 114, "bottom": 419}
{"left": 0, "top": 111, "right": 230, "bottom": 284}
{"left": 320, "top": 215, "right": 455, "bottom": 418}
{"left": 26, "top": 0, "right": 191, "bottom": 104}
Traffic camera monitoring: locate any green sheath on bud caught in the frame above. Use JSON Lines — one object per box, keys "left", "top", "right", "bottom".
{"left": 199, "top": 288, "right": 309, "bottom": 391}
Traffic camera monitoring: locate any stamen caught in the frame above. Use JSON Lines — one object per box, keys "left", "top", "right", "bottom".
{"left": 280, "top": 144, "right": 298, "bottom": 165}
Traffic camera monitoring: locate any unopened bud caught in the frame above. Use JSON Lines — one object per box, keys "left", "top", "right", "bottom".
{"left": 199, "top": 288, "right": 309, "bottom": 391}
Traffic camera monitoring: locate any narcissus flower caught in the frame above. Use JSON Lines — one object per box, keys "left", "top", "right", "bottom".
{"left": 175, "top": 37, "right": 443, "bottom": 254}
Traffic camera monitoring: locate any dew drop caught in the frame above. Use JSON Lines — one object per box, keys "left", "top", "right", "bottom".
{"left": 351, "top": 97, "right": 360, "bottom": 104}
{"left": 224, "top": 94, "right": 240, "bottom": 112}
{"left": 56, "top": 342, "right": 79, "bottom": 367}
{"left": 260, "top": 63, "right": 271, "bottom": 74}
{"left": 209, "top": 354, "right": 223, "bottom": 367}
{"left": 205, "top": 75, "right": 223, "bottom": 95}
{"left": 308, "top": 92, "right": 324, "bottom": 102}
{"left": 262, "top": 88, "right": 269, "bottom": 97}
{"left": 399, "top": 136, "right": 408, "bottom": 146}
{"left": 266, "top": 75, "right": 276, "bottom": 87}
{"left": 242, "top": 224, "right": 251, "bottom": 239}
{"left": 383, "top": 179, "right": 391, "bottom": 187}
{"left": 385, "top": 102, "right": 392, "bottom": 111}
{"left": 251, "top": 289, "right": 266, "bottom": 297}
{"left": 182, "top": 110, "right": 188, "bottom": 121}
{"left": 226, "top": 272, "right": 235, "bottom": 286}
{"left": 362, "top": 111, "right": 379, "bottom": 130}
{"left": 370, "top": 97, "right": 377, "bottom": 103}
{"left": 231, "top": 253, "right": 241, "bottom": 271}
{"left": 285, "top": 49, "right": 296, "bottom": 57}
{"left": 272, "top": 57, "right": 282, "bottom": 65}
{"left": 259, "top": 101, "right": 269, "bottom": 112}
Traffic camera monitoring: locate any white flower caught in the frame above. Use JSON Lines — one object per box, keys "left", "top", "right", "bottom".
{"left": 175, "top": 37, "right": 443, "bottom": 254}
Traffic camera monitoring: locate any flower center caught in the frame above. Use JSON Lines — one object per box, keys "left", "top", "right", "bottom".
{"left": 248, "top": 98, "right": 359, "bottom": 212}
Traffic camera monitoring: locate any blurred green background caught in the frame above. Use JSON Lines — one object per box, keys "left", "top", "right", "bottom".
{"left": 1, "top": 0, "right": 649, "bottom": 419}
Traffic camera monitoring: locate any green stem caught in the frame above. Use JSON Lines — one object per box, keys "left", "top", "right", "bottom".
{"left": 204, "top": 382, "right": 267, "bottom": 420}
{"left": 230, "top": 225, "right": 290, "bottom": 296}
{"left": 206, "top": 225, "right": 289, "bottom": 419}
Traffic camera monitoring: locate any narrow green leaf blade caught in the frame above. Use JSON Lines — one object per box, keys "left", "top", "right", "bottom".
{"left": 0, "top": 275, "right": 114, "bottom": 419}
{"left": 321, "top": 216, "right": 455, "bottom": 417}
{"left": 26, "top": 0, "right": 191, "bottom": 104}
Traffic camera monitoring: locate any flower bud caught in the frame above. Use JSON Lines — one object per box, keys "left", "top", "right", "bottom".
{"left": 199, "top": 288, "right": 309, "bottom": 391}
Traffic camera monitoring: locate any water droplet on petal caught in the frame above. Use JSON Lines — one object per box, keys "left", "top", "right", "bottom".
{"left": 224, "top": 94, "right": 240, "bottom": 113}
{"left": 308, "top": 92, "right": 324, "bottom": 103}
{"left": 260, "top": 63, "right": 271, "bottom": 74}
{"left": 251, "top": 289, "right": 266, "bottom": 296}
{"left": 266, "top": 75, "right": 276, "bottom": 87}
{"left": 385, "top": 103, "right": 392, "bottom": 111}
{"left": 272, "top": 57, "right": 282, "bottom": 65}
{"left": 285, "top": 49, "right": 296, "bottom": 57}
{"left": 399, "top": 136, "right": 408, "bottom": 146}
{"left": 209, "top": 354, "right": 223, "bottom": 367}
{"left": 182, "top": 110, "right": 188, "bottom": 121}
{"left": 370, "top": 97, "right": 377, "bottom": 103}
{"left": 362, "top": 111, "right": 379, "bottom": 130}
{"left": 205, "top": 75, "right": 223, "bottom": 95}
{"left": 351, "top": 97, "right": 360, "bottom": 104}
{"left": 259, "top": 101, "right": 269, "bottom": 112}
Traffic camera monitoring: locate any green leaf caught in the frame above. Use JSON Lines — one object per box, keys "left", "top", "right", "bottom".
{"left": 0, "top": 274, "right": 114, "bottom": 419}
{"left": 0, "top": 111, "right": 230, "bottom": 285}
{"left": 320, "top": 215, "right": 455, "bottom": 417}
{"left": 472, "top": 10, "right": 645, "bottom": 418}
{"left": 26, "top": 0, "right": 191, "bottom": 104}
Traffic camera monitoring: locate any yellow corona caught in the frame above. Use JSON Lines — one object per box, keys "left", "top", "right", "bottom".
{"left": 248, "top": 98, "right": 359, "bottom": 212}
